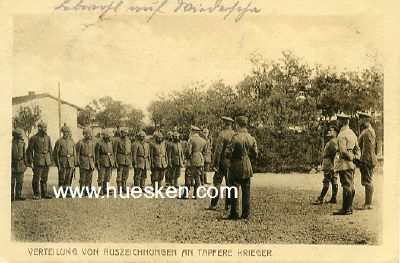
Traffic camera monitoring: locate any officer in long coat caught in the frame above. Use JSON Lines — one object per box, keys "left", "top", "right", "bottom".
{"left": 357, "top": 112, "right": 379, "bottom": 210}
{"left": 333, "top": 114, "right": 361, "bottom": 215}
{"left": 11, "top": 128, "right": 27, "bottom": 201}
{"left": 225, "top": 116, "right": 258, "bottom": 220}
{"left": 76, "top": 128, "right": 96, "bottom": 192}
{"left": 164, "top": 131, "right": 174, "bottom": 187}
{"left": 53, "top": 125, "right": 76, "bottom": 192}
{"left": 95, "top": 129, "right": 115, "bottom": 195}
{"left": 202, "top": 128, "right": 212, "bottom": 185}
{"left": 150, "top": 132, "right": 168, "bottom": 190}
{"left": 313, "top": 125, "right": 339, "bottom": 204}
{"left": 182, "top": 126, "right": 207, "bottom": 198}
{"left": 167, "top": 132, "right": 185, "bottom": 188}
{"left": 132, "top": 130, "right": 151, "bottom": 189}
{"left": 27, "top": 122, "right": 53, "bottom": 200}
{"left": 208, "top": 116, "right": 235, "bottom": 210}
{"left": 113, "top": 127, "right": 132, "bottom": 194}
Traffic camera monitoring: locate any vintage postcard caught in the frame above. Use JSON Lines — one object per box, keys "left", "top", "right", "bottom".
{"left": 0, "top": 0, "right": 398, "bottom": 262}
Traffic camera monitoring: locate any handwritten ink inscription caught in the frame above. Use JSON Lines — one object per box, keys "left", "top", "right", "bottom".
{"left": 54, "top": 0, "right": 262, "bottom": 22}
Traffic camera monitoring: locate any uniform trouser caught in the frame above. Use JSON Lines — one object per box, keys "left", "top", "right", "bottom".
{"left": 338, "top": 169, "right": 355, "bottom": 211}
{"left": 183, "top": 166, "right": 202, "bottom": 197}
{"left": 79, "top": 168, "right": 93, "bottom": 189}
{"left": 319, "top": 170, "right": 338, "bottom": 199}
{"left": 12, "top": 172, "right": 24, "bottom": 200}
{"left": 97, "top": 166, "right": 112, "bottom": 193}
{"left": 210, "top": 168, "right": 230, "bottom": 208}
{"left": 32, "top": 165, "right": 50, "bottom": 197}
{"left": 170, "top": 165, "right": 181, "bottom": 187}
{"left": 202, "top": 162, "right": 211, "bottom": 184}
{"left": 58, "top": 166, "right": 73, "bottom": 189}
{"left": 134, "top": 168, "right": 147, "bottom": 189}
{"left": 229, "top": 177, "right": 250, "bottom": 217}
{"left": 151, "top": 168, "right": 166, "bottom": 189}
{"left": 360, "top": 164, "right": 375, "bottom": 205}
{"left": 116, "top": 165, "right": 130, "bottom": 192}
{"left": 165, "top": 167, "right": 173, "bottom": 185}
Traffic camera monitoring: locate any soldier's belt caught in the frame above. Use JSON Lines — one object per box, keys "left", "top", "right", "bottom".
{"left": 60, "top": 154, "right": 74, "bottom": 157}
{"left": 81, "top": 154, "right": 94, "bottom": 157}
{"left": 101, "top": 153, "right": 112, "bottom": 156}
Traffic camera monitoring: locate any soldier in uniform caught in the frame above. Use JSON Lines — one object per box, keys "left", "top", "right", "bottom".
{"left": 164, "top": 131, "right": 174, "bottom": 187}
{"left": 180, "top": 133, "right": 193, "bottom": 194}
{"left": 167, "top": 132, "right": 185, "bottom": 188}
{"left": 150, "top": 132, "right": 168, "bottom": 190}
{"left": 181, "top": 126, "right": 207, "bottom": 198}
{"left": 357, "top": 112, "right": 378, "bottom": 210}
{"left": 208, "top": 116, "right": 235, "bottom": 210}
{"left": 27, "top": 122, "right": 53, "bottom": 200}
{"left": 225, "top": 116, "right": 258, "bottom": 219}
{"left": 313, "top": 126, "right": 339, "bottom": 204}
{"left": 132, "top": 130, "right": 151, "bottom": 189}
{"left": 95, "top": 129, "right": 115, "bottom": 195}
{"left": 11, "top": 128, "right": 27, "bottom": 201}
{"left": 333, "top": 114, "right": 361, "bottom": 215}
{"left": 113, "top": 127, "right": 132, "bottom": 194}
{"left": 76, "top": 128, "right": 95, "bottom": 193}
{"left": 202, "top": 128, "right": 212, "bottom": 185}
{"left": 53, "top": 125, "right": 76, "bottom": 193}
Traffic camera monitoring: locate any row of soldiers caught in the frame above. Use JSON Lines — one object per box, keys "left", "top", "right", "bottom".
{"left": 313, "top": 112, "right": 379, "bottom": 215}
{"left": 11, "top": 115, "right": 258, "bottom": 219}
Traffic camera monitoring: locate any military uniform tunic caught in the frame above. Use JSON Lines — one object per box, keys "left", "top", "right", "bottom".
{"left": 11, "top": 138, "right": 27, "bottom": 200}
{"left": 150, "top": 141, "right": 168, "bottom": 187}
{"left": 358, "top": 126, "right": 378, "bottom": 186}
{"left": 76, "top": 138, "right": 95, "bottom": 188}
{"left": 54, "top": 137, "right": 76, "bottom": 188}
{"left": 132, "top": 141, "right": 150, "bottom": 188}
{"left": 168, "top": 141, "right": 185, "bottom": 187}
{"left": 113, "top": 137, "right": 132, "bottom": 189}
{"left": 95, "top": 139, "right": 115, "bottom": 193}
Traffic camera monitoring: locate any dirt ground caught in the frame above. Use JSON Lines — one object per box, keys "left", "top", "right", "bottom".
{"left": 11, "top": 167, "right": 382, "bottom": 244}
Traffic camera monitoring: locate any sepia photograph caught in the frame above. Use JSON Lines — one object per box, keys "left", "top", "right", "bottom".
{"left": 1, "top": 0, "right": 399, "bottom": 262}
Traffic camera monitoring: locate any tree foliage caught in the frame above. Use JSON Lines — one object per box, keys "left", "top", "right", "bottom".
{"left": 13, "top": 105, "right": 42, "bottom": 139}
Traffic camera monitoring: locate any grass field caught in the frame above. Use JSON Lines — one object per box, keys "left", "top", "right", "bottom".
{"left": 11, "top": 168, "right": 382, "bottom": 244}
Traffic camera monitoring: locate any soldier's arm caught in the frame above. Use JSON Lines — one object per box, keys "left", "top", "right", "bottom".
{"left": 212, "top": 134, "right": 223, "bottom": 168}
{"left": 187, "top": 139, "right": 193, "bottom": 158}
{"left": 48, "top": 137, "right": 54, "bottom": 166}
{"left": 132, "top": 143, "right": 138, "bottom": 168}
{"left": 225, "top": 137, "right": 235, "bottom": 160}
{"left": 338, "top": 136, "right": 352, "bottom": 161}
{"left": 75, "top": 142, "right": 81, "bottom": 166}
{"left": 94, "top": 142, "right": 100, "bottom": 169}
{"left": 53, "top": 140, "right": 60, "bottom": 167}
{"left": 73, "top": 142, "right": 78, "bottom": 167}
{"left": 26, "top": 137, "right": 34, "bottom": 167}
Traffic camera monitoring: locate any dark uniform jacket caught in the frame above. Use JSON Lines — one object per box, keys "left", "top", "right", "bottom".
{"left": 12, "top": 138, "right": 27, "bottom": 173}
{"left": 76, "top": 139, "right": 95, "bottom": 170}
{"left": 53, "top": 137, "right": 76, "bottom": 168}
{"left": 132, "top": 141, "right": 150, "bottom": 170}
{"left": 212, "top": 127, "right": 235, "bottom": 170}
{"left": 95, "top": 140, "right": 115, "bottom": 168}
{"left": 203, "top": 137, "right": 212, "bottom": 163}
{"left": 113, "top": 137, "right": 132, "bottom": 166}
{"left": 27, "top": 133, "right": 53, "bottom": 167}
{"left": 188, "top": 134, "right": 207, "bottom": 167}
{"left": 226, "top": 128, "right": 258, "bottom": 179}
{"left": 321, "top": 138, "right": 337, "bottom": 171}
{"left": 358, "top": 126, "right": 378, "bottom": 167}
{"left": 334, "top": 125, "right": 361, "bottom": 172}
{"left": 168, "top": 141, "right": 185, "bottom": 167}
{"left": 150, "top": 141, "right": 168, "bottom": 169}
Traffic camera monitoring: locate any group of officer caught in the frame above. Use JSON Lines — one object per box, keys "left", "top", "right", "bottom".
{"left": 11, "top": 115, "right": 258, "bottom": 220}
{"left": 314, "top": 112, "right": 379, "bottom": 215}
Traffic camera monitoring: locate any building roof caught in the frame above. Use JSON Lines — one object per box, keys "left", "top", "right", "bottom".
{"left": 12, "top": 92, "right": 81, "bottom": 110}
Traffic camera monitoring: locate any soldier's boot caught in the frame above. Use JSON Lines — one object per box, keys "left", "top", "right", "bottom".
{"left": 328, "top": 184, "right": 338, "bottom": 204}
{"left": 179, "top": 187, "right": 189, "bottom": 199}
{"left": 225, "top": 188, "right": 231, "bottom": 210}
{"left": 193, "top": 184, "right": 199, "bottom": 199}
{"left": 15, "top": 180, "right": 26, "bottom": 201}
{"left": 208, "top": 188, "right": 218, "bottom": 210}
{"left": 313, "top": 185, "right": 329, "bottom": 205}
{"left": 122, "top": 180, "right": 127, "bottom": 194}
{"left": 359, "top": 185, "right": 374, "bottom": 210}
{"left": 200, "top": 174, "right": 204, "bottom": 186}
{"left": 116, "top": 182, "right": 121, "bottom": 195}
{"left": 41, "top": 183, "right": 52, "bottom": 199}
{"left": 333, "top": 189, "right": 352, "bottom": 215}
{"left": 349, "top": 189, "right": 355, "bottom": 212}
{"left": 32, "top": 180, "right": 40, "bottom": 200}
{"left": 98, "top": 182, "right": 104, "bottom": 196}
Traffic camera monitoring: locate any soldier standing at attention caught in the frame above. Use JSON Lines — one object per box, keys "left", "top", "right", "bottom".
{"left": 313, "top": 126, "right": 339, "bottom": 205}
{"left": 11, "top": 128, "right": 27, "bottom": 201}
{"left": 53, "top": 125, "right": 76, "bottom": 194}
{"left": 182, "top": 126, "right": 207, "bottom": 199}
{"left": 333, "top": 114, "right": 361, "bottom": 215}
{"left": 113, "top": 127, "right": 132, "bottom": 194}
{"left": 202, "top": 128, "right": 212, "bottom": 185}
{"left": 132, "top": 130, "right": 151, "bottom": 190}
{"left": 357, "top": 112, "right": 378, "bottom": 210}
{"left": 150, "top": 132, "right": 168, "bottom": 190}
{"left": 225, "top": 116, "right": 258, "bottom": 220}
{"left": 168, "top": 132, "right": 185, "bottom": 188}
{"left": 95, "top": 129, "right": 115, "bottom": 195}
{"left": 164, "top": 131, "right": 174, "bottom": 187}
{"left": 76, "top": 128, "right": 95, "bottom": 194}
{"left": 27, "top": 122, "right": 53, "bottom": 200}
{"left": 208, "top": 116, "right": 235, "bottom": 210}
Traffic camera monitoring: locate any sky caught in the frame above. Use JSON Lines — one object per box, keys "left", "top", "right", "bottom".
{"left": 13, "top": 13, "right": 384, "bottom": 120}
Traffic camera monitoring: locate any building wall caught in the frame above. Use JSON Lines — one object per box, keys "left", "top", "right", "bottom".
{"left": 12, "top": 97, "right": 79, "bottom": 144}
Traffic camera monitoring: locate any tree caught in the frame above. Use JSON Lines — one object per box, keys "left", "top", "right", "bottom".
{"left": 77, "top": 105, "right": 96, "bottom": 127}
{"left": 13, "top": 105, "right": 42, "bottom": 139}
